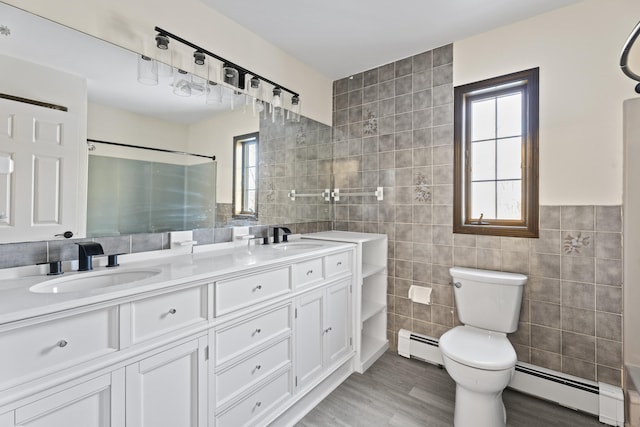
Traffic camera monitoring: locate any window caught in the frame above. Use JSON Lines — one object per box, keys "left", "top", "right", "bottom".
{"left": 233, "top": 132, "right": 259, "bottom": 218}
{"left": 453, "top": 68, "right": 539, "bottom": 237}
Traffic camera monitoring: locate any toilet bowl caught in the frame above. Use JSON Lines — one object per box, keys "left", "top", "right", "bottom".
{"left": 442, "top": 267, "right": 527, "bottom": 427}
{"left": 440, "top": 325, "right": 517, "bottom": 427}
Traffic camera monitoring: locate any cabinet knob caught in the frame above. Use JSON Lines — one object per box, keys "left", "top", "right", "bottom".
{"left": 252, "top": 328, "right": 262, "bottom": 336}
{"left": 255, "top": 364, "right": 262, "bottom": 370}
{"left": 337, "top": 261, "right": 342, "bottom": 266}
{"left": 253, "top": 284, "right": 262, "bottom": 292}
{"left": 255, "top": 401, "right": 262, "bottom": 408}
{"left": 306, "top": 269, "right": 313, "bottom": 276}
{"left": 169, "top": 308, "right": 177, "bottom": 314}
{"left": 57, "top": 339, "right": 68, "bottom": 348}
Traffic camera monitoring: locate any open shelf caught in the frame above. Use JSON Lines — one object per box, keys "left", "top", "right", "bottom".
{"left": 362, "top": 263, "right": 386, "bottom": 279}
{"left": 361, "top": 300, "right": 385, "bottom": 326}
{"left": 360, "top": 335, "right": 389, "bottom": 372}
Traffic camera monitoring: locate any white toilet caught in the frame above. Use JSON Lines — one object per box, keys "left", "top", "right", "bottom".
{"left": 439, "top": 267, "right": 527, "bottom": 427}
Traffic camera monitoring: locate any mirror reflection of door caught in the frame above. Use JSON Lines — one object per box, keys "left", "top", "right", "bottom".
{"left": 233, "top": 132, "right": 259, "bottom": 219}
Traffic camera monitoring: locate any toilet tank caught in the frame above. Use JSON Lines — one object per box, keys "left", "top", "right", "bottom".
{"left": 450, "top": 267, "right": 527, "bottom": 333}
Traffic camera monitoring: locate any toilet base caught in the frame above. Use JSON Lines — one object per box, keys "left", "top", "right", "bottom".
{"left": 453, "top": 384, "right": 507, "bottom": 427}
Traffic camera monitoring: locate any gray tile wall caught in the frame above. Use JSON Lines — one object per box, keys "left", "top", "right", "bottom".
{"left": 258, "top": 114, "right": 334, "bottom": 226}
{"left": 332, "top": 44, "right": 623, "bottom": 387}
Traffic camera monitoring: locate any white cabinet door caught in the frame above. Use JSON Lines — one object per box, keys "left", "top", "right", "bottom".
{"left": 0, "top": 98, "right": 84, "bottom": 242}
{"left": 126, "top": 337, "right": 207, "bottom": 427}
{"left": 294, "top": 288, "right": 324, "bottom": 390}
{"left": 6, "top": 370, "right": 124, "bottom": 427}
{"left": 325, "top": 280, "right": 351, "bottom": 366}
{"left": 295, "top": 279, "right": 352, "bottom": 392}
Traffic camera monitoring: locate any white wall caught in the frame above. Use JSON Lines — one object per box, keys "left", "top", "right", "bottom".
{"left": 624, "top": 98, "right": 640, "bottom": 366}
{"left": 88, "top": 102, "right": 189, "bottom": 152}
{"left": 188, "top": 109, "right": 259, "bottom": 203}
{"left": 454, "top": 0, "right": 640, "bottom": 205}
{"left": 4, "top": 0, "right": 333, "bottom": 126}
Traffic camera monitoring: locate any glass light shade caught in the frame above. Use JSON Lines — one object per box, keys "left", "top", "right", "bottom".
{"left": 190, "top": 73, "right": 206, "bottom": 96}
{"left": 137, "top": 55, "right": 158, "bottom": 85}
{"left": 206, "top": 81, "right": 222, "bottom": 104}
{"left": 172, "top": 69, "right": 191, "bottom": 97}
{"left": 271, "top": 87, "right": 282, "bottom": 108}
{"left": 222, "top": 66, "right": 239, "bottom": 87}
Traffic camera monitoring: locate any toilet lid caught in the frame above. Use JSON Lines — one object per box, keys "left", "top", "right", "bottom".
{"left": 439, "top": 326, "right": 517, "bottom": 371}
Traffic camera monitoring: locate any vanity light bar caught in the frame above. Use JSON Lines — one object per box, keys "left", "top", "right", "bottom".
{"left": 154, "top": 26, "right": 300, "bottom": 99}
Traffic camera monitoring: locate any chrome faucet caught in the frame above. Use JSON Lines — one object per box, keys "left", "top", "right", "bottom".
{"left": 272, "top": 227, "right": 292, "bottom": 244}
{"left": 76, "top": 242, "right": 104, "bottom": 271}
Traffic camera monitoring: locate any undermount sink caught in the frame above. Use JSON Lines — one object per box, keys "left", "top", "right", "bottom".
{"left": 271, "top": 242, "right": 324, "bottom": 251}
{"left": 29, "top": 269, "right": 162, "bottom": 294}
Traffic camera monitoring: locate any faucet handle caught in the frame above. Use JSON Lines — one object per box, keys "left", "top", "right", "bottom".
{"left": 106, "top": 253, "right": 125, "bottom": 268}
{"left": 38, "top": 260, "right": 63, "bottom": 276}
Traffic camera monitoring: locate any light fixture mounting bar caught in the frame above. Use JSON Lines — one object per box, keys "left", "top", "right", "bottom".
{"left": 154, "top": 26, "right": 299, "bottom": 97}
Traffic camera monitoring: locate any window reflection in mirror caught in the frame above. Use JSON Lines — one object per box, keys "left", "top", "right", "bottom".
{"left": 233, "top": 132, "right": 259, "bottom": 219}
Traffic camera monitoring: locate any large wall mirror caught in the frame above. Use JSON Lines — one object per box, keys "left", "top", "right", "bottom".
{"left": 0, "top": 2, "right": 333, "bottom": 243}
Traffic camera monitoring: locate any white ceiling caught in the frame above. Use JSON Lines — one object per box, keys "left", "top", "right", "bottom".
{"left": 201, "top": 0, "right": 582, "bottom": 79}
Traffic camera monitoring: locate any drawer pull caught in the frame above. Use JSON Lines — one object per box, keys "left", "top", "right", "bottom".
{"left": 337, "top": 261, "right": 342, "bottom": 266}
{"left": 252, "top": 328, "right": 262, "bottom": 336}
{"left": 323, "top": 327, "right": 333, "bottom": 334}
{"left": 255, "top": 364, "right": 262, "bottom": 371}
{"left": 168, "top": 308, "right": 177, "bottom": 314}
{"left": 255, "top": 401, "right": 262, "bottom": 408}
{"left": 306, "top": 269, "right": 314, "bottom": 276}
{"left": 57, "top": 339, "right": 68, "bottom": 348}
{"left": 253, "top": 284, "right": 262, "bottom": 292}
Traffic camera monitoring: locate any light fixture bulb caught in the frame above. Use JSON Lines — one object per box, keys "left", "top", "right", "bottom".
{"left": 272, "top": 87, "right": 282, "bottom": 108}
{"left": 155, "top": 33, "right": 169, "bottom": 50}
{"left": 193, "top": 51, "right": 205, "bottom": 66}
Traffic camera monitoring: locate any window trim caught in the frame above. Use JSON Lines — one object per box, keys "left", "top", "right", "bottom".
{"left": 453, "top": 68, "right": 539, "bottom": 238}
{"left": 232, "top": 132, "right": 259, "bottom": 219}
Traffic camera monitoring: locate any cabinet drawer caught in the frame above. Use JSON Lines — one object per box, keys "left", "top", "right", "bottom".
{"left": 215, "top": 305, "right": 291, "bottom": 364}
{"left": 0, "top": 308, "right": 118, "bottom": 388}
{"left": 216, "top": 338, "right": 290, "bottom": 407}
{"left": 293, "top": 258, "right": 324, "bottom": 289}
{"left": 215, "top": 267, "right": 290, "bottom": 315}
{"left": 216, "top": 369, "right": 291, "bottom": 427}
{"left": 131, "top": 286, "right": 206, "bottom": 343}
{"left": 326, "top": 251, "right": 351, "bottom": 277}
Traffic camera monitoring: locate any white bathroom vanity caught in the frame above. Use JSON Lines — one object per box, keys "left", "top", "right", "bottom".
{"left": 0, "top": 237, "right": 368, "bottom": 427}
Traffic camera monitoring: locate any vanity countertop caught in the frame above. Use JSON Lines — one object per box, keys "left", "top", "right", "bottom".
{"left": 0, "top": 239, "right": 354, "bottom": 325}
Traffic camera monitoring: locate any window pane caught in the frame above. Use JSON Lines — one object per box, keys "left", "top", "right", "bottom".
{"left": 247, "top": 142, "right": 257, "bottom": 167}
{"left": 246, "top": 190, "right": 256, "bottom": 213}
{"left": 471, "top": 181, "right": 496, "bottom": 220}
{"left": 497, "top": 180, "right": 521, "bottom": 219}
{"left": 497, "top": 137, "right": 522, "bottom": 180}
{"left": 471, "top": 140, "right": 496, "bottom": 181}
{"left": 497, "top": 93, "right": 522, "bottom": 138}
{"left": 471, "top": 98, "right": 495, "bottom": 141}
{"left": 246, "top": 166, "right": 257, "bottom": 190}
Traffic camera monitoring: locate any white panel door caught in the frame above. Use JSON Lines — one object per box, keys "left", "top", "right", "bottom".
{"left": 295, "top": 288, "right": 325, "bottom": 391}
{"left": 0, "top": 98, "right": 83, "bottom": 242}
{"left": 6, "top": 370, "right": 125, "bottom": 427}
{"left": 126, "top": 337, "right": 207, "bottom": 427}
{"left": 325, "top": 279, "right": 351, "bottom": 367}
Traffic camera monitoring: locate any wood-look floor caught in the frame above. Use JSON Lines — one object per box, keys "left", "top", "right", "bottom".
{"left": 296, "top": 352, "right": 603, "bottom": 427}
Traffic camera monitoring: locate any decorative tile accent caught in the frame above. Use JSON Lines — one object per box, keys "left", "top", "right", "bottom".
{"left": 563, "top": 232, "right": 591, "bottom": 254}
{"left": 363, "top": 111, "right": 378, "bottom": 136}
{"left": 414, "top": 173, "right": 431, "bottom": 202}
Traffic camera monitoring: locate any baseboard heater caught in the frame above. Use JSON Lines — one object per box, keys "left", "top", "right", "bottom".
{"left": 397, "top": 329, "right": 624, "bottom": 426}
